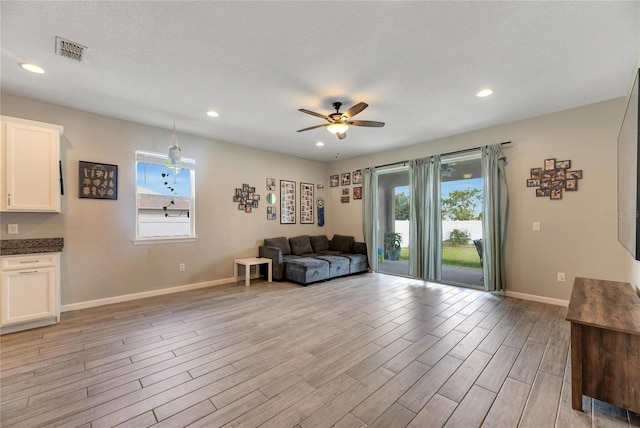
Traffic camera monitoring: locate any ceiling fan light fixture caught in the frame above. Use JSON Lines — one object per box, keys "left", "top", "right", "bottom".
{"left": 316, "top": 141, "right": 324, "bottom": 147}
{"left": 326, "top": 123, "right": 349, "bottom": 134}
{"left": 206, "top": 110, "right": 219, "bottom": 117}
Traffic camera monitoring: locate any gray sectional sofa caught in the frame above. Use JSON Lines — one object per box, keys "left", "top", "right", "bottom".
{"left": 259, "top": 234, "right": 369, "bottom": 285}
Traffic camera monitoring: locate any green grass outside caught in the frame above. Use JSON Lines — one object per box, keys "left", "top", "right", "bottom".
{"left": 399, "top": 245, "right": 481, "bottom": 269}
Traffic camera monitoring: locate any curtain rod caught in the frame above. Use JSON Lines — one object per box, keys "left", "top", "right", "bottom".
{"left": 372, "top": 141, "right": 511, "bottom": 170}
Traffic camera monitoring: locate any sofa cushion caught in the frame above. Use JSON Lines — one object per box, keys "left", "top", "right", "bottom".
{"left": 264, "top": 236, "right": 291, "bottom": 255}
{"left": 290, "top": 235, "right": 314, "bottom": 255}
{"left": 330, "top": 234, "right": 354, "bottom": 253}
{"left": 310, "top": 235, "right": 330, "bottom": 252}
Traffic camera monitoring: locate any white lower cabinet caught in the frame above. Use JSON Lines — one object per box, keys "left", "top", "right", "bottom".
{"left": 0, "top": 253, "right": 60, "bottom": 333}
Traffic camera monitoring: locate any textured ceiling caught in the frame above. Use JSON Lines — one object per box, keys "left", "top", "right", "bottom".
{"left": 1, "top": 1, "right": 639, "bottom": 163}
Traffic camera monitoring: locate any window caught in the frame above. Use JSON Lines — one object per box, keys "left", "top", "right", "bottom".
{"left": 135, "top": 150, "right": 195, "bottom": 242}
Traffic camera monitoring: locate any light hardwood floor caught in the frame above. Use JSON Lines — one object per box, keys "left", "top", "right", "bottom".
{"left": 1, "top": 273, "right": 638, "bottom": 427}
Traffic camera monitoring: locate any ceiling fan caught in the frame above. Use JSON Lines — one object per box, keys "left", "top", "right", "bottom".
{"left": 297, "top": 101, "right": 385, "bottom": 140}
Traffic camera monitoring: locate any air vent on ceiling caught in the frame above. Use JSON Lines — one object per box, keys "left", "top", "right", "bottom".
{"left": 55, "top": 36, "right": 87, "bottom": 62}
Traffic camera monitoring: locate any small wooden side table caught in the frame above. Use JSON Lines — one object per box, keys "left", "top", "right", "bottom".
{"left": 233, "top": 257, "right": 272, "bottom": 287}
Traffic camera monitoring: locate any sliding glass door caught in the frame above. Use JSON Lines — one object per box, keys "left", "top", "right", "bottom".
{"left": 440, "top": 153, "right": 484, "bottom": 287}
{"left": 376, "top": 167, "right": 410, "bottom": 276}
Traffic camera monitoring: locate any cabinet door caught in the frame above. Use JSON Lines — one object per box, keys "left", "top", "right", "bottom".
{"left": 1, "top": 121, "right": 60, "bottom": 212}
{"left": 0, "top": 267, "right": 56, "bottom": 326}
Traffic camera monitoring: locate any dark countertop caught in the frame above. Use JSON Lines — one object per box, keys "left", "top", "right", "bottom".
{"left": 0, "top": 238, "right": 64, "bottom": 255}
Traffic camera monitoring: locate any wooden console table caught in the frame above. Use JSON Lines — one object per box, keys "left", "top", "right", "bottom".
{"left": 566, "top": 277, "right": 640, "bottom": 413}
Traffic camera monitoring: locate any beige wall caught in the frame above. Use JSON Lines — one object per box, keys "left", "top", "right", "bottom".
{"left": 1, "top": 94, "right": 328, "bottom": 305}
{"left": 328, "top": 98, "right": 633, "bottom": 302}
{"left": 2, "top": 93, "right": 637, "bottom": 306}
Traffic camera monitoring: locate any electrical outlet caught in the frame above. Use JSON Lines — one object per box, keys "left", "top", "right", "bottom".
{"left": 557, "top": 272, "right": 566, "bottom": 282}
{"left": 533, "top": 222, "right": 540, "bottom": 231}
{"left": 7, "top": 224, "right": 18, "bottom": 234}
{"left": 179, "top": 263, "right": 185, "bottom": 272}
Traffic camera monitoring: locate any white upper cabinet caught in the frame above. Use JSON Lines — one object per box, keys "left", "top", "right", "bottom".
{"left": 1, "top": 116, "right": 63, "bottom": 212}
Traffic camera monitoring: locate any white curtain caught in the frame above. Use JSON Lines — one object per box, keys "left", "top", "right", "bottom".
{"left": 481, "top": 144, "right": 509, "bottom": 292}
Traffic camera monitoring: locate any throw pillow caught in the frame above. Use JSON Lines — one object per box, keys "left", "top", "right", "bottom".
{"left": 289, "top": 235, "right": 314, "bottom": 255}
{"left": 310, "top": 235, "right": 330, "bottom": 252}
{"left": 330, "top": 234, "right": 354, "bottom": 253}
{"left": 264, "top": 236, "right": 291, "bottom": 255}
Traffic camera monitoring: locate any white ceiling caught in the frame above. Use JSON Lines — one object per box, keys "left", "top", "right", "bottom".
{"left": 1, "top": 1, "right": 639, "bottom": 163}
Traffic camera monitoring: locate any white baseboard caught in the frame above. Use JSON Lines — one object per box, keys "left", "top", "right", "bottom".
{"left": 61, "top": 277, "right": 235, "bottom": 312}
{"left": 505, "top": 290, "right": 569, "bottom": 307}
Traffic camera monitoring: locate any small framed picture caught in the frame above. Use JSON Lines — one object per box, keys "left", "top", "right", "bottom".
{"left": 555, "top": 169, "right": 566, "bottom": 179}
{"left": 551, "top": 180, "right": 565, "bottom": 189}
{"left": 233, "top": 195, "right": 241, "bottom": 202}
{"left": 342, "top": 188, "right": 350, "bottom": 196}
{"left": 266, "top": 178, "right": 276, "bottom": 190}
{"left": 530, "top": 168, "right": 542, "bottom": 179}
{"left": 566, "top": 170, "right": 582, "bottom": 179}
{"left": 341, "top": 172, "right": 351, "bottom": 186}
{"left": 253, "top": 194, "right": 260, "bottom": 201}
{"left": 242, "top": 183, "right": 249, "bottom": 191}
{"left": 352, "top": 169, "right": 362, "bottom": 184}
{"left": 267, "top": 206, "right": 276, "bottom": 220}
{"left": 249, "top": 186, "right": 255, "bottom": 193}
{"left": 550, "top": 188, "right": 562, "bottom": 200}
{"left": 555, "top": 160, "right": 571, "bottom": 170}
{"left": 526, "top": 179, "right": 540, "bottom": 187}
{"left": 565, "top": 179, "right": 578, "bottom": 191}
{"left": 353, "top": 186, "right": 362, "bottom": 200}
{"left": 544, "top": 158, "right": 556, "bottom": 171}
{"left": 245, "top": 205, "right": 252, "bottom": 213}
{"left": 540, "top": 180, "right": 550, "bottom": 190}
{"left": 341, "top": 196, "right": 350, "bottom": 203}
{"left": 536, "top": 188, "right": 550, "bottom": 197}
{"left": 238, "top": 204, "right": 246, "bottom": 210}
{"left": 317, "top": 183, "right": 324, "bottom": 189}
{"left": 330, "top": 175, "right": 339, "bottom": 187}
{"left": 542, "top": 170, "right": 555, "bottom": 180}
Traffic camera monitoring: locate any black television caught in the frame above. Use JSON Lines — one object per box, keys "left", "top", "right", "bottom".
{"left": 618, "top": 68, "right": 640, "bottom": 260}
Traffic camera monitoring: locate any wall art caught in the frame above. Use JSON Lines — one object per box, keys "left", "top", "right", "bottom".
{"left": 300, "top": 182, "right": 314, "bottom": 224}
{"left": 280, "top": 179, "right": 296, "bottom": 224}
{"left": 233, "top": 183, "right": 260, "bottom": 213}
{"left": 267, "top": 206, "right": 277, "bottom": 220}
{"left": 330, "top": 175, "right": 339, "bottom": 187}
{"left": 529, "top": 159, "right": 583, "bottom": 200}
{"left": 266, "top": 177, "right": 276, "bottom": 191}
{"left": 341, "top": 196, "right": 350, "bottom": 203}
{"left": 341, "top": 172, "right": 351, "bottom": 186}
{"left": 79, "top": 161, "right": 118, "bottom": 200}
{"left": 352, "top": 169, "right": 362, "bottom": 184}
{"left": 353, "top": 186, "right": 362, "bottom": 200}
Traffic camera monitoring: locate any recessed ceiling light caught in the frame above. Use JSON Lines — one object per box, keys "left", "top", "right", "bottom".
{"left": 206, "top": 110, "right": 219, "bottom": 117}
{"left": 476, "top": 88, "right": 494, "bottom": 98}
{"left": 316, "top": 141, "right": 325, "bottom": 147}
{"left": 20, "top": 63, "right": 45, "bottom": 74}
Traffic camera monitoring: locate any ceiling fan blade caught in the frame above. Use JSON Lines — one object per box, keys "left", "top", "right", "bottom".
{"left": 298, "top": 109, "right": 331, "bottom": 121}
{"left": 342, "top": 102, "right": 368, "bottom": 119}
{"left": 297, "top": 123, "right": 330, "bottom": 132}
{"left": 336, "top": 132, "right": 347, "bottom": 140}
{"left": 347, "top": 120, "right": 385, "bottom": 127}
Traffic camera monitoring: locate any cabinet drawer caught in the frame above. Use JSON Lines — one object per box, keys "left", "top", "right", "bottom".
{"left": 2, "top": 254, "right": 57, "bottom": 270}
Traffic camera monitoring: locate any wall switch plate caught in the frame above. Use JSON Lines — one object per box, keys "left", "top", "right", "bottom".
{"left": 533, "top": 222, "right": 540, "bottom": 231}
{"left": 179, "top": 263, "right": 185, "bottom": 272}
{"left": 7, "top": 224, "right": 18, "bottom": 234}
{"left": 557, "top": 272, "right": 566, "bottom": 282}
